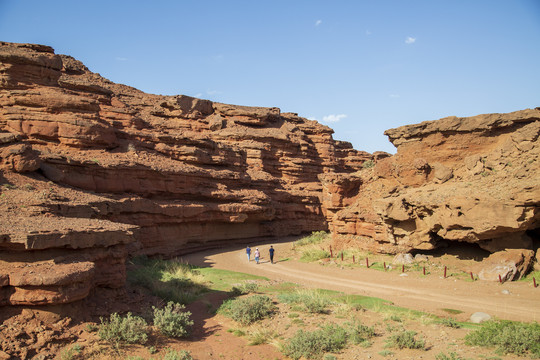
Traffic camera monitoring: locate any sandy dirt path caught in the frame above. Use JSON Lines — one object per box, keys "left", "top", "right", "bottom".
{"left": 184, "top": 239, "right": 540, "bottom": 323}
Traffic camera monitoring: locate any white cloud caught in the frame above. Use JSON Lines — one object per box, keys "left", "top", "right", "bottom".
{"left": 315, "top": 19, "right": 322, "bottom": 26}
{"left": 322, "top": 114, "right": 347, "bottom": 123}
{"left": 194, "top": 93, "right": 203, "bottom": 98}
{"left": 115, "top": 57, "right": 128, "bottom": 61}
{"left": 405, "top": 36, "right": 416, "bottom": 44}
{"left": 389, "top": 94, "right": 400, "bottom": 98}
{"left": 366, "top": 30, "right": 372, "bottom": 35}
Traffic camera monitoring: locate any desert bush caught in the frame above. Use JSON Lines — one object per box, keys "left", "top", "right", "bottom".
{"left": 300, "top": 248, "right": 331, "bottom": 262}
{"left": 281, "top": 324, "right": 348, "bottom": 360}
{"left": 296, "top": 231, "right": 329, "bottom": 246}
{"left": 362, "top": 160, "right": 375, "bottom": 169}
{"left": 219, "top": 295, "right": 275, "bottom": 325}
{"left": 465, "top": 320, "right": 540, "bottom": 357}
{"left": 162, "top": 349, "right": 193, "bottom": 360}
{"left": 153, "top": 301, "right": 194, "bottom": 338}
{"left": 98, "top": 312, "right": 148, "bottom": 345}
{"left": 385, "top": 329, "right": 425, "bottom": 349}
{"left": 345, "top": 319, "right": 376, "bottom": 345}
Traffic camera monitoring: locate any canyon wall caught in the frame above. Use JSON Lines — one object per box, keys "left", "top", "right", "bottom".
{"left": 0, "top": 42, "right": 371, "bottom": 306}
{"left": 1, "top": 41, "right": 538, "bottom": 308}
{"left": 321, "top": 109, "right": 540, "bottom": 281}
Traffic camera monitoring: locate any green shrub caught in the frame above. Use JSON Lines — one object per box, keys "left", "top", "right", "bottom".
{"left": 362, "top": 160, "right": 375, "bottom": 169}
{"left": 345, "top": 319, "right": 376, "bottom": 345}
{"left": 385, "top": 330, "right": 425, "bottom": 349}
{"left": 98, "top": 312, "right": 148, "bottom": 345}
{"left": 282, "top": 324, "right": 348, "bottom": 360}
{"left": 219, "top": 295, "right": 275, "bottom": 325}
{"left": 465, "top": 320, "right": 540, "bottom": 357}
{"left": 162, "top": 349, "right": 193, "bottom": 360}
{"left": 296, "top": 231, "right": 330, "bottom": 246}
{"left": 153, "top": 301, "right": 194, "bottom": 338}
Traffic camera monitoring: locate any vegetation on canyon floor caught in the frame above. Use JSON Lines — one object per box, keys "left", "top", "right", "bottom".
{"left": 294, "top": 232, "right": 539, "bottom": 284}
{"left": 107, "top": 254, "right": 540, "bottom": 359}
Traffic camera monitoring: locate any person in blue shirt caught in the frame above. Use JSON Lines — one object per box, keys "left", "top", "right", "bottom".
{"left": 269, "top": 245, "right": 275, "bottom": 264}
{"left": 246, "top": 246, "right": 251, "bottom": 261}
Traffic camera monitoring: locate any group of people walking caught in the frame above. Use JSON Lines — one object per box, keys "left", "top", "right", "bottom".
{"left": 245, "top": 245, "right": 275, "bottom": 264}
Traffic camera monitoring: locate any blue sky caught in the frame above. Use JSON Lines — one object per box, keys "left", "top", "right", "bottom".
{"left": 1, "top": 1, "right": 539, "bottom": 153}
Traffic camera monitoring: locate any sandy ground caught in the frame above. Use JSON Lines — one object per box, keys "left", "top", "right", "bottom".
{"left": 184, "top": 238, "right": 540, "bottom": 323}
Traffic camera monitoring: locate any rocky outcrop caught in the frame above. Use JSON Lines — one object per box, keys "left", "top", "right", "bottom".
{"left": 0, "top": 41, "right": 371, "bottom": 306}
{"left": 322, "top": 109, "right": 540, "bottom": 279}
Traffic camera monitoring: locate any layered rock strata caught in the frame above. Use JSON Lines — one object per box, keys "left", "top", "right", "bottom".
{"left": 322, "top": 109, "right": 540, "bottom": 280}
{"left": 0, "top": 42, "right": 371, "bottom": 305}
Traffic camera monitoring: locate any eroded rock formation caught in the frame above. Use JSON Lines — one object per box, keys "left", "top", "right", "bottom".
{"left": 322, "top": 109, "right": 540, "bottom": 280}
{"left": 0, "top": 42, "right": 371, "bottom": 306}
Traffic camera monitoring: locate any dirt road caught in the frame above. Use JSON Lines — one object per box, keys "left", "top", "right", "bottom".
{"left": 184, "top": 239, "right": 540, "bottom": 323}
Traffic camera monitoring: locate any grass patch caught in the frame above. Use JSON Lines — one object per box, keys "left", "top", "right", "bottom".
{"left": 465, "top": 320, "right": 540, "bottom": 357}
{"left": 278, "top": 289, "right": 333, "bottom": 314}
{"left": 248, "top": 327, "right": 278, "bottom": 345}
{"left": 300, "top": 248, "right": 331, "bottom": 262}
{"left": 219, "top": 295, "right": 276, "bottom": 325}
{"left": 128, "top": 256, "right": 209, "bottom": 304}
{"left": 295, "top": 231, "right": 330, "bottom": 246}
{"left": 196, "top": 267, "right": 268, "bottom": 292}
{"left": 441, "top": 308, "right": 464, "bottom": 315}
{"left": 520, "top": 270, "right": 540, "bottom": 282}
{"left": 439, "top": 317, "right": 461, "bottom": 329}
{"left": 128, "top": 257, "right": 267, "bottom": 303}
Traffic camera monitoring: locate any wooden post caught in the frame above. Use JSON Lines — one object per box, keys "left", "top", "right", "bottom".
{"left": 352, "top": 255, "right": 355, "bottom": 263}
{"left": 423, "top": 266, "right": 426, "bottom": 276}
{"left": 366, "top": 257, "right": 369, "bottom": 268}
{"left": 444, "top": 266, "right": 447, "bottom": 278}
{"left": 341, "top": 252, "right": 343, "bottom": 261}
{"left": 470, "top": 272, "right": 474, "bottom": 281}
{"left": 402, "top": 264, "right": 405, "bottom": 273}
{"left": 499, "top": 274, "right": 502, "bottom": 283}
{"left": 534, "top": 277, "right": 537, "bottom": 288}
{"left": 330, "top": 246, "right": 333, "bottom": 258}
{"left": 384, "top": 261, "right": 386, "bottom": 271}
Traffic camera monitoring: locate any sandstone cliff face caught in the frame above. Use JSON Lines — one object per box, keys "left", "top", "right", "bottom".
{"left": 0, "top": 42, "right": 371, "bottom": 305}
{"left": 322, "top": 109, "right": 540, "bottom": 280}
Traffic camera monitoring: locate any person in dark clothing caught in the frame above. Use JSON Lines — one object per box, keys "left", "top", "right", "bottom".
{"left": 246, "top": 246, "right": 251, "bottom": 261}
{"left": 269, "top": 245, "right": 275, "bottom": 264}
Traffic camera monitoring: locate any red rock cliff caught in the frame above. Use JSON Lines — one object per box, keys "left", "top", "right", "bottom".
{"left": 321, "top": 109, "right": 540, "bottom": 281}
{"left": 0, "top": 42, "right": 371, "bottom": 306}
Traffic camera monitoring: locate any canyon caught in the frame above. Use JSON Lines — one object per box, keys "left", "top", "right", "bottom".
{"left": 0, "top": 41, "right": 538, "bottom": 309}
